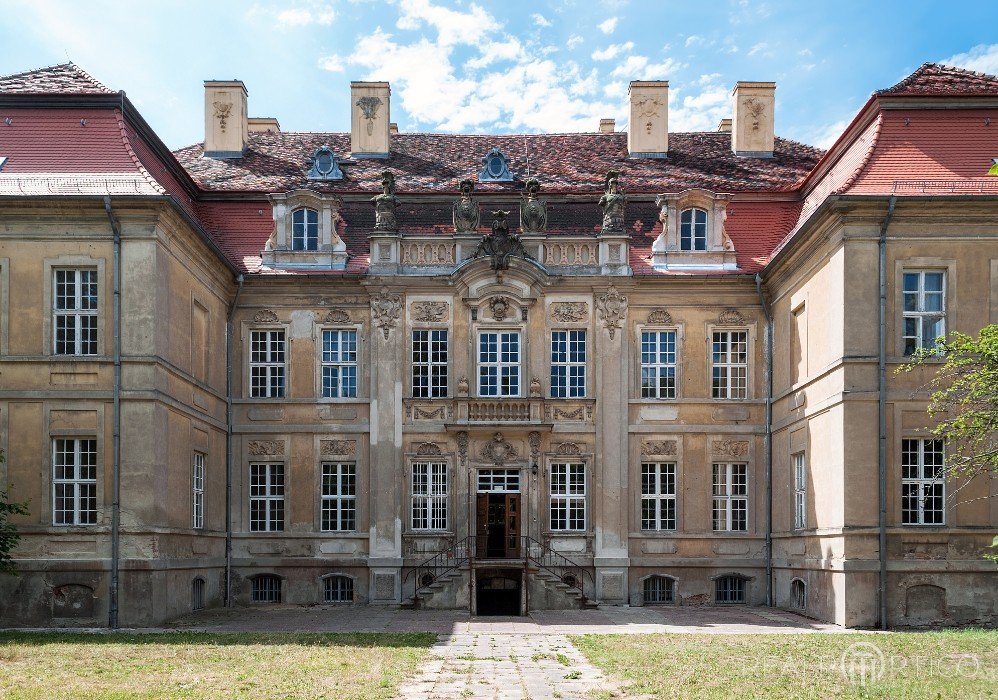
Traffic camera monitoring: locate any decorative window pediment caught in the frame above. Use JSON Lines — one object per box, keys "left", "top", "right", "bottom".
{"left": 478, "top": 147, "right": 513, "bottom": 182}
{"left": 263, "top": 190, "right": 347, "bottom": 269}
{"left": 652, "top": 189, "right": 737, "bottom": 271}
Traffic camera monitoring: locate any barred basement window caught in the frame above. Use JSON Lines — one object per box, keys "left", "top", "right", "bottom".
{"left": 191, "top": 578, "right": 205, "bottom": 610}
{"left": 411, "top": 462, "right": 448, "bottom": 530}
{"left": 192, "top": 452, "right": 205, "bottom": 530}
{"left": 715, "top": 576, "right": 746, "bottom": 604}
{"left": 52, "top": 438, "right": 98, "bottom": 526}
{"left": 640, "top": 330, "right": 677, "bottom": 399}
{"left": 321, "top": 329, "right": 358, "bottom": 398}
{"left": 550, "top": 462, "right": 586, "bottom": 531}
{"left": 321, "top": 462, "right": 356, "bottom": 531}
{"left": 712, "top": 463, "right": 748, "bottom": 532}
{"left": 53, "top": 268, "right": 98, "bottom": 355}
{"left": 901, "top": 438, "right": 945, "bottom": 525}
{"left": 680, "top": 208, "right": 708, "bottom": 251}
{"left": 249, "top": 463, "right": 284, "bottom": 532}
{"left": 790, "top": 579, "right": 806, "bottom": 610}
{"left": 792, "top": 452, "right": 806, "bottom": 530}
{"left": 250, "top": 330, "right": 285, "bottom": 398}
{"left": 252, "top": 575, "right": 282, "bottom": 603}
{"left": 324, "top": 575, "right": 354, "bottom": 603}
{"left": 291, "top": 207, "right": 319, "bottom": 251}
{"left": 412, "top": 329, "right": 448, "bottom": 398}
{"left": 641, "top": 462, "right": 677, "bottom": 530}
{"left": 902, "top": 270, "right": 945, "bottom": 355}
{"left": 550, "top": 330, "right": 586, "bottom": 398}
{"left": 712, "top": 330, "right": 748, "bottom": 399}
{"left": 479, "top": 331, "right": 520, "bottom": 397}
{"left": 643, "top": 576, "right": 675, "bottom": 604}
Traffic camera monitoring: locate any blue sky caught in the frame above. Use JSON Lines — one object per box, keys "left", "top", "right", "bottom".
{"left": 2, "top": 0, "right": 997, "bottom": 150}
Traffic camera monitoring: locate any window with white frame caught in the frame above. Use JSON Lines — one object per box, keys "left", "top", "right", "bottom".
{"left": 291, "top": 207, "right": 319, "bottom": 251}
{"left": 790, "top": 579, "right": 806, "bottom": 610}
{"left": 250, "top": 329, "right": 286, "bottom": 398}
{"left": 477, "top": 469, "right": 520, "bottom": 493}
{"left": 901, "top": 438, "right": 945, "bottom": 525}
{"left": 680, "top": 208, "right": 708, "bottom": 251}
{"left": 53, "top": 268, "right": 98, "bottom": 355}
{"left": 52, "top": 438, "right": 98, "bottom": 526}
{"left": 902, "top": 271, "right": 946, "bottom": 355}
{"left": 324, "top": 575, "right": 354, "bottom": 603}
{"left": 412, "top": 329, "right": 448, "bottom": 398}
{"left": 411, "top": 462, "right": 447, "bottom": 530}
{"left": 321, "top": 462, "right": 356, "bottom": 531}
{"left": 321, "top": 329, "right": 357, "bottom": 398}
{"left": 643, "top": 575, "right": 675, "bottom": 604}
{"left": 249, "top": 463, "right": 284, "bottom": 532}
{"left": 192, "top": 452, "right": 205, "bottom": 530}
{"left": 641, "top": 462, "right": 677, "bottom": 530}
{"left": 712, "top": 330, "right": 748, "bottom": 399}
{"left": 712, "top": 462, "right": 748, "bottom": 531}
{"left": 549, "top": 462, "right": 586, "bottom": 531}
{"left": 478, "top": 331, "right": 520, "bottom": 397}
{"left": 641, "top": 330, "right": 677, "bottom": 399}
{"left": 793, "top": 452, "right": 806, "bottom": 530}
{"left": 252, "top": 575, "right": 282, "bottom": 603}
{"left": 715, "top": 575, "right": 746, "bottom": 604}
{"left": 550, "top": 330, "right": 586, "bottom": 398}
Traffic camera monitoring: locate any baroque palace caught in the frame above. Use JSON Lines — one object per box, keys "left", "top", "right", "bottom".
{"left": 0, "top": 61, "right": 995, "bottom": 628}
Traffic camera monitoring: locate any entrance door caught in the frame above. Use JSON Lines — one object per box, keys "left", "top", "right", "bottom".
{"left": 475, "top": 493, "right": 521, "bottom": 558}
{"left": 476, "top": 572, "right": 521, "bottom": 616}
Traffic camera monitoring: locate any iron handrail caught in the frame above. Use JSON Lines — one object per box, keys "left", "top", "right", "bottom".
{"left": 402, "top": 535, "right": 475, "bottom": 601}
{"left": 520, "top": 535, "right": 596, "bottom": 605}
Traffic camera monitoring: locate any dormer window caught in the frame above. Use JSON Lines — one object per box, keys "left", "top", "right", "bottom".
{"left": 680, "top": 208, "right": 708, "bottom": 251}
{"left": 292, "top": 208, "right": 319, "bottom": 251}
{"left": 478, "top": 147, "right": 513, "bottom": 183}
{"left": 307, "top": 145, "right": 343, "bottom": 181}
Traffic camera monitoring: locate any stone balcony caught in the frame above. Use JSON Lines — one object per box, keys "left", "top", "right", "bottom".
{"left": 402, "top": 397, "right": 595, "bottom": 428}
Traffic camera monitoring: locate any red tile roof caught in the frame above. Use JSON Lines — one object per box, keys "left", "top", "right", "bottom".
{"left": 878, "top": 63, "right": 998, "bottom": 97}
{"left": 0, "top": 62, "right": 113, "bottom": 95}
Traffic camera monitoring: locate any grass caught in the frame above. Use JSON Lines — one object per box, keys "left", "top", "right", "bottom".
{"left": 0, "top": 631, "right": 435, "bottom": 700}
{"left": 571, "top": 630, "right": 998, "bottom": 699}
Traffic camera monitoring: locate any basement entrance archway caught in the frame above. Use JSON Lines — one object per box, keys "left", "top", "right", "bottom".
{"left": 476, "top": 570, "right": 522, "bottom": 616}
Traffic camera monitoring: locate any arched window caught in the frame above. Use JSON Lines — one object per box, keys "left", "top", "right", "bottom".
{"left": 251, "top": 574, "right": 282, "bottom": 603}
{"left": 323, "top": 575, "right": 354, "bottom": 603}
{"left": 714, "top": 575, "right": 747, "bottom": 604}
{"left": 191, "top": 577, "right": 206, "bottom": 610}
{"left": 680, "top": 208, "right": 708, "bottom": 251}
{"left": 643, "top": 575, "right": 675, "bottom": 604}
{"left": 790, "top": 579, "right": 806, "bottom": 610}
{"left": 291, "top": 208, "right": 319, "bottom": 251}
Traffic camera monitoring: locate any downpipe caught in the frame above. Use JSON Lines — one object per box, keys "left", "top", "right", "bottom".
{"left": 878, "top": 195, "right": 896, "bottom": 630}
{"left": 225, "top": 274, "right": 244, "bottom": 607}
{"left": 102, "top": 196, "right": 122, "bottom": 629}
{"left": 755, "top": 274, "right": 774, "bottom": 607}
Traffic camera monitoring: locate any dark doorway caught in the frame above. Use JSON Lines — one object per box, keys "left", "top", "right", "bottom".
{"left": 476, "top": 493, "right": 520, "bottom": 558}
{"left": 476, "top": 571, "right": 522, "bottom": 616}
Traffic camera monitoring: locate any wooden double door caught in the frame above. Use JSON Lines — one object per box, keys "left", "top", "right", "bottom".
{"left": 476, "top": 493, "right": 521, "bottom": 559}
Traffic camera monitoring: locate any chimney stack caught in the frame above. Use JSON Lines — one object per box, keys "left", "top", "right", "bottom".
{"left": 599, "top": 118, "right": 615, "bottom": 134}
{"left": 351, "top": 81, "right": 391, "bottom": 158}
{"left": 204, "top": 80, "right": 248, "bottom": 158}
{"left": 248, "top": 117, "right": 280, "bottom": 133}
{"left": 731, "top": 81, "right": 775, "bottom": 158}
{"left": 716, "top": 118, "right": 732, "bottom": 133}
{"left": 389, "top": 122, "right": 399, "bottom": 135}
{"left": 627, "top": 81, "right": 668, "bottom": 158}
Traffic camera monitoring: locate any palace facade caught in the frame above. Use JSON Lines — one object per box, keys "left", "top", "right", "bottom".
{"left": 0, "top": 62, "right": 995, "bottom": 628}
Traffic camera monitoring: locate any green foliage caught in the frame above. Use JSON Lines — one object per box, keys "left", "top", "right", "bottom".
{"left": 0, "top": 450, "right": 30, "bottom": 577}
{"left": 898, "top": 325, "right": 998, "bottom": 482}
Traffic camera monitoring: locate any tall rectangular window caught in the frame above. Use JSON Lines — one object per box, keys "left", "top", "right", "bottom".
{"left": 192, "top": 452, "right": 205, "bottom": 530}
{"left": 712, "top": 330, "right": 748, "bottom": 399}
{"left": 321, "top": 462, "right": 357, "bottom": 531}
{"left": 52, "top": 438, "right": 98, "bottom": 526}
{"left": 550, "top": 462, "right": 586, "bottom": 531}
{"left": 321, "top": 329, "right": 357, "bottom": 398}
{"left": 250, "top": 330, "right": 285, "bottom": 398}
{"left": 641, "top": 330, "right": 677, "bottom": 399}
{"left": 712, "top": 462, "right": 748, "bottom": 531}
{"left": 478, "top": 331, "right": 520, "bottom": 397}
{"left": 550, "top": 330, "right": 586, "bottom": 398}
{"left": 641, "top": 462, "right": 677, "bottom": 530}
{"left": 793, "top": 452, "right": 806, "bottom": 530}
{"left": 412, "top": 330, "right": 448, "bottom": 398}
{"left": 53, "top": 268, "right": 98, "bottom": 355}
{"left": 411, "top": 462, "right": 447, "bottom": 530}
{"left": 249, "top": 463, "right": 284, "bottom": 532}
{"left": 901, "top": 439, "right": 945, "bottom": 525}
{"left": 902, "top": 271, "right": 946, "bottom": 355}
{"left": 680, "top": 208, "right": 708, "bottom": 251}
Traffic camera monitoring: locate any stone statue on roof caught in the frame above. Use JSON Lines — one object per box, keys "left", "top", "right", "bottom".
{"left": 520, "top": 178, "right": 547, "bottom": 234}
{"left": 453, "top": 179, "right": 480, "bottom": 233}
{"left": 599, "top": 170, "right": 626, "bottom": 235}
{"left": 472, "top": 210, "right": 531, "bottom": 271}
{"left": 371, "top": 171, "right": 399, "bottom": 232}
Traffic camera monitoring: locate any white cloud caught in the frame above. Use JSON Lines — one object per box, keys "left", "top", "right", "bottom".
{"left": 798, "top": 48, "right": 813, "bottom": 57}
{"left": 941, "top": 43, "right": 998, "bottom": 75}
{"left": 567, "top": 34, "right": 583, "bottom": 49}
{"left": 466, "top": 38, "right": 524, "bottom": 69}
{"left": 396, "top": 0, "right": 500, "bottom": 47}
{"left": 610, "top": 55, "right": 682, "bottom": 80}
{"left": 668, "top": 81, "right": 730, "bottom": 133}
{"left": 531, "top": 13, "right": 552, "bottom": 27}
{"left": 684, "top": 35, "right": 704, "bottom": 48}
{"left": 747, "top": 42, "right": 768, "bottom": 57}
{"left": 803, "top": 118, "right": 849, "bottom": 149}
{"left": 273, "top": 1, "right": 336, "bottom": 27}
{"left": 318, "top": 54, "right": 345, "bottom": 72}
{"left": 591, "top": 42, "right": 633, "bottom": 61}
{"left": 597, "top": 17, "right": 618, "bottom": 34}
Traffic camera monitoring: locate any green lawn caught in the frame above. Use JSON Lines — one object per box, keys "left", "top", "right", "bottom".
{"left": 572, "top": 631, "right": 998, "bottom": 699}
{"left": 0, "top": 632, "right": 435, "bottom": 700}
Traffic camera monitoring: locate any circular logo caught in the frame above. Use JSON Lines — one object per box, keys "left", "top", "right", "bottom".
{"left": 840, "top": 641, "right": 886, "bottom": 686}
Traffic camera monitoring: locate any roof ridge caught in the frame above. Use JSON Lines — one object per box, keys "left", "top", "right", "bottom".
{"left": 0, "top": 61, "right": 113, "bottom": 94}
{"left": 878, "top": 61, "right": 998, "bottom": 95}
